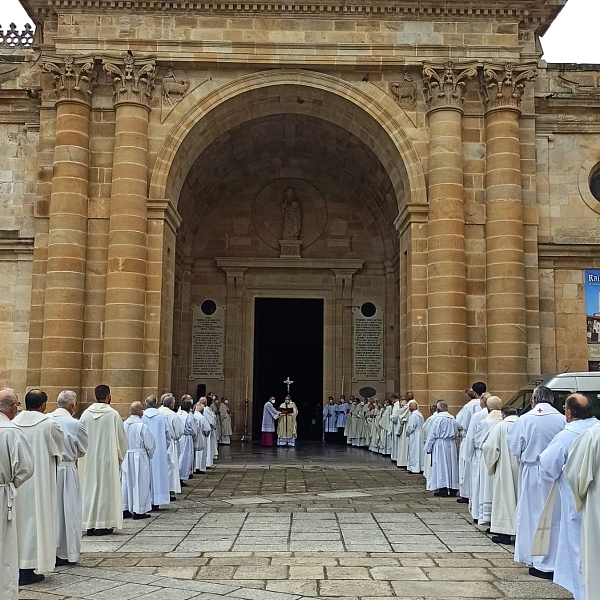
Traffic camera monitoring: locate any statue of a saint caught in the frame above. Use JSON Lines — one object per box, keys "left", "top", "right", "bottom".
{"left": 281, "top": 188, "right": 302, "bottom": 239}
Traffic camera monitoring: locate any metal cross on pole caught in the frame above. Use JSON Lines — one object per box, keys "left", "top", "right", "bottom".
{"left": 283, "top": 376, "right": 293, "bottom": 393}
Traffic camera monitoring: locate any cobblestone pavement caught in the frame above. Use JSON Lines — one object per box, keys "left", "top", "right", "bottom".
{"left": 22, "top": 443, "right": 573, "bottom": 600}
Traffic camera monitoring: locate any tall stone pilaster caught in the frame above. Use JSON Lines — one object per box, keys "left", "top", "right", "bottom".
{"left": 423, "top": 61, "right": 476, "bottom": 408}
{"left": 40, "top": 56, "right": 97, "bottom": 401}
{"left": 102, "top": 55, "right": 156, "bottom": 409}
{"left": 480, "top": 63, "right": 536, "bottom": 398}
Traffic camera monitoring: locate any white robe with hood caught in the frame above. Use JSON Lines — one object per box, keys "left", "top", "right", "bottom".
{"left": 48, "top": 408, "right": 88, "bottom": 562}
{"left": 395, "top": 405, "right": 410, "bottom": 466}
{"left": 0, "top": 413, "right": 34, "bottom": 600}
{"left": 463, "top": 408, "right": 488, "bottom": 519}
{"left": 424, "top": 412, "right": 458, "bottom": 490}
{"left": 422, "top": 413, "right": 439, "bottom": 486}
{"left": 178, "top": 409, "right": 198, "bottom": 480}
{"left": 456, "top": 398, "right": 482, "bottom": 498}
{"left": 80, "top": 403, "right": 128, "bottom": 530}
{"left": 406, "top": 409, "right": 424, "bottom": 473}
{"left": 13, "top": 411, "right": 64, "bottom": 573}
{"left": 158, "top": 405, "right": 184, "bottom": 494}
{"left": 482, "top": 415, "right": 519, "bottom": 536}
{"left": 473, "top": 410, "right": 502, "bottom": 524}
{"left": 194, "top": 409, "right": 212, "bottom": 472}
{"left": 142, "top": 407, "right": 171, "bottom": 506}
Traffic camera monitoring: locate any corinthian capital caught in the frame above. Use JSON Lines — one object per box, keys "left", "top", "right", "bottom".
{"left": 480, "top": 62, "right": 537, "bottom": 112}
{"left": 102, "top": 55, "right": 156, "bottom": 108}
{"left": 422, "top": 61, "right": 477, "bottom": 112}
{"left": 41, "top": 55, "right": 97, "bottom": 105}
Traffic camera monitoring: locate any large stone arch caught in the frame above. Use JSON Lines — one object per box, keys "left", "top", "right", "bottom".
{"left": 149, "top": 69, "right": 427, "bottom": 211}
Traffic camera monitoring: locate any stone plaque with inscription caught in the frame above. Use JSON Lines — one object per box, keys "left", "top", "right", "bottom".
{"left": 190, "top": 303, "right": 225, "bottom": 380}
{"left": 352, "top": 305, "right": 384, "bottom": 382}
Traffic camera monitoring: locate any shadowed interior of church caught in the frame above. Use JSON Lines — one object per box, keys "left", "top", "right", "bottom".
{"left": 252, "top": 298, "right": 324, "bottom": 441}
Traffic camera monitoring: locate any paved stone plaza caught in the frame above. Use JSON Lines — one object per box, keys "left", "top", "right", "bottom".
{"left": 22, "top": 444, "right": 572, "bottom": 600}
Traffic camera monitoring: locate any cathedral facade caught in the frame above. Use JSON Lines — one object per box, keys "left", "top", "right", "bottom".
{"left": 1, "top": 0, "right": 599, "bottom": 430}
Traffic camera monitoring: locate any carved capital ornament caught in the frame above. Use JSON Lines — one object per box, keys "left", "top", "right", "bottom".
{"left": 422, "top": 60, "right": 477, "bottom": 113}
{"left": 102, "top": 55, "right": 157, "bottom": 108}
{"left": 480, "top": 62, "right": 537, "bottom": 112}
{"left": 41, "top": 55, "right": 97, "bottom": 105}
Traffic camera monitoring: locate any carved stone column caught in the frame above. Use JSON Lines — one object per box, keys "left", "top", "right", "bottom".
{"left": 39, "top": 56, "right": 97, "bottom": 401}
{"left": 102, "top": 55, "right": 156, "bottom": 409}
{"left": 423, "top": 61, "right": 476, "bottom": 407}
{"left": 480, "top": 63, "right": 536, "bottom": 397}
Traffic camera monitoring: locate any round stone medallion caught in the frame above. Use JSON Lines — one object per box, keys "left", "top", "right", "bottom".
{"left": 252, "top": 178, "right": 328, "bottom": 250}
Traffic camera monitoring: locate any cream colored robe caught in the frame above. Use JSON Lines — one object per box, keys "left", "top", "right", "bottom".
{"left": 395, "top": 405, "right": 410, "bottom": 467}
{"left": 158, "top": 406, "right": 184, "bottom": 495}
{"left": 277, "top": 401, "right": 298, "bottom": 440}
{"left": 79, "top": 403, "right": 127, "bottom": 530}
{"left": 0, "top": 413, "right": 35, "bottom": 599}
{"left": 14, "top": 410, "right": 64, "bottom": 573}
{"left": 482, "top": 415, "right": 519, "bottom": 535}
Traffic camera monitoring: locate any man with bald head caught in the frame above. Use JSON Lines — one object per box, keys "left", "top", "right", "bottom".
{"left": 122, "top": 402, "right": 156, "bottom": 519}
{"left": 0, "top": 389, "right": 34, "bottom": 597}
{"left": 534, "top": 393, "right": 597, "bottom": 597}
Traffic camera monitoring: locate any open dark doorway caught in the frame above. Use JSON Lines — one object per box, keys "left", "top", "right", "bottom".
{"left": 252, "top": 298, "right": 324, "bottom": 442}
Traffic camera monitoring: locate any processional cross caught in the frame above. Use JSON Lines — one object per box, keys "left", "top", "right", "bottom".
{"left": 284, "top": 376, "right": 293, "bottom": 393}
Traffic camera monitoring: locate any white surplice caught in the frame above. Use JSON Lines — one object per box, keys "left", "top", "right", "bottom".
{"left": 456, "top": 398, "right": 482, "bottom": 498}
{"left": 564, "top": 423, "right": 600, "bottom": 600}
{"left": 473, "top": 410, "right": 502, "bottom": 524}
{"left": 194, "top": 410, "right": 212, "bottom": 472}
{"left": 535, "top": 417, "right": 597, "bottom": 600}
{"left": 158, "top": 406, "right": 184, "bottom": 494}
{"left": 424, "top": 412, "right": 459, "bottom": 491}
{"left": 463, "top": 408, "right": 488, "bottom": 519}
{"left": 142, "top": 407, "right": 171, "bottom": 506}
{"left": 13, "top": 411, "right": 64, "bottom": 573}
{"left": 406, "top": 409, "right": 424, "bottom": 473}
{"left": 507, "top": 402, "right": 565, "bottom": 571}
{"left": 422, "top": 413, "right": 439, "bottom": 486}
{"left": 323, "top": 403, "right": 337, "bottom": 433}
{"left": 482, "top": 415, "right": 519, "bottom": 536}
{"left": 203, "top": 406, "right": 218, "bottom": 464}
{"left": 48, "top": 408, "right": 88, "bottom": 562}
{"left": 344, "top": 403, "right": 356, "bottom": 444}
{"left": 219, "top": 403, "right": 233, "bottom": 443}
{"left": 178, "top": 410, "right": 198, "bottom": 480}
{"left": 395, "top": 405, "right": 410, "bottom": 467}
{"left": 80, "top": 403, "right": 128, "bottom": 530}
{"left": 122, "top": 415, "right": 156, "bottom": 515}
{"left": 336, "top": 402, "right": 348, "bottom": 430}
{"left": 378, "top": 406, "right": 393, "bottom": 455}
{"left": 0, "top": 413, "right": 34, "bottom": 600}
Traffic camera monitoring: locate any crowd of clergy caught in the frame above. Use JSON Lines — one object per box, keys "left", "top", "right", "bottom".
{"left": 4, "top": 380, "right": 600, "bottom": 600}
{"left": 0, "top": 384, "right": 232, "bottom": 598}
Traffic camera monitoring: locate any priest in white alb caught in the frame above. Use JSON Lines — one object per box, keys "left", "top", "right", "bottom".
{"left": 80, "top": 384, "right": 128, "bottom": 536}
{"left": 122, "top": 402, "right": 156, "bottom": 519}
{"left": 178, "top": 396, "right": 198, "bottom": 483}
{"left": 158, "top": 394, "right": 184, "bottom": 499}
{"left": 534, "top": 394, "right": 597, "bottom": 599}
{"left": 142, "top": 395, "right": 171, "bottom": 509}
{"left": 219, "top": 398, "right": 233, "bottom": 444}
{"left": 564, "top": 418, "right": 600, "bottom": 600}
{"left": 421, "top": 404, "right": 439, "bottom": 487}
{"left": 194, "top": 401, "right": 212, "bottom": 473}
{"left": 482, "top": 405, "right": 519, "bottom": 544}
{"left": 405, "top": 400, "right": 424, "bottom": 473}
{"left": 507, "top": 385, "right": 565, "bottom": 579}
{"left": 456, "top": 384, "right": 484, "bottom": 504}
{"left": 0, "top": 389, "right": 35, "bottom": 598}
{"left": 48, "top": 390, "right": 88, "bottom": 566}
{"left": 323, "top": 396, "right": 337, "bottom": 441}
{"left": 14, "top": 389, "right": 64, "bottom": 585}
{"left": 395, "top": 396, "right": 410, "bottom": 467}
{"left": 424, "top": 400, "right": 459, "bottom": 497}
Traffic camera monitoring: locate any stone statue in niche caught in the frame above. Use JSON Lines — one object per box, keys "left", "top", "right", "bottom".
{"left": 281, "top": 188, "right": 302, "bottom": 239}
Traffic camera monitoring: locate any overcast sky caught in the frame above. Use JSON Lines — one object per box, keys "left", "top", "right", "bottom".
{"left": 2, "top": 0, "right": 600, "bottom": 64}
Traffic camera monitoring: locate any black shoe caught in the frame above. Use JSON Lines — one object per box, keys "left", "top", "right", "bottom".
{"left": 180, "top": 481, "right": 188, "bottom": 487}
{"left": 86, "top": 529, "right": 95, "bottom": 537}
{"left": 195, "top": 469, "right": 201, "bottom": 474}
{"left": 529, "top": 567, "right": 554, "bottom": 580}
{"left": 433, "top": 488, "right": 449, "bottom": 497}
{"left": 456, "top": 497, "right": 469, "bottom": 504}
{"left": 492, "top": 534, "right": 512, "bottom": 545}
{"left": 485, "top": 528, "right": 491, "bottom": 533}
{"left": 123, "top": 510, "right": 133, "bottom": 519}
{"left": 55, "top": 557, "right": 70, "bottom": 567}
{"left": 189, "top": 474, "right": 193, "bottom": 479}
{"left": 19, "top": 569, "right": 45, "bottom": 586}
{"left": 151, "top": 505, "right": 161, "bottom": 512}
{"left": 448, "top": 489, "right": 458, "bottom": 497}
{"left": 133, "top": 513, "right": 151, "bottom": 520}
{"left": 93, "top": 528, "right": 114, "bottom": 536}
{"left": 170, "top": 495, "right": 177, "bottom": 501}
{"left": 473, "top": 519, "right": 478, "bottom": 525}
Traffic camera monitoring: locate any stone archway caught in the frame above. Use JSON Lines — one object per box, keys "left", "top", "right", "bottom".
{"left": 147, "top": 70, "right": 427, "bottom": 436}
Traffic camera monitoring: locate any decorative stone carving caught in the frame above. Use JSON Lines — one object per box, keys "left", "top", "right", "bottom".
{"left": 480, "top": 62, "right": 537, "bottom": 112}
{"left": 390, "top": 74, "right": 416, "bottom": 109}
{"left": 162, "top": 68, "right": 190, "bottom": 105}
{"left": 0, "top": 23, "right": 34, "bottom": 48}
{"left": 102, "top": 54, "right": 156, "bottom": 107}
{"left": 281, "top": 187, "right": 302, "bottom": 240}
{"left": 41, "top": 55, "right": 97, "bottom": 105}
{"left": 422, "top": 60, "right": 477, "bottom": 112}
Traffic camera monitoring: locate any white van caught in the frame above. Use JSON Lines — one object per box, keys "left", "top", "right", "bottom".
{"left": 505, "top": 372, "right": 600, "bottom": 417}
